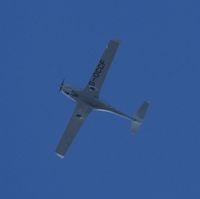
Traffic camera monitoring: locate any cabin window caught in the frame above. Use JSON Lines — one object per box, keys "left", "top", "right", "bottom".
{"left": 76, "top": 114, "right": 82, "bottom": 118}
{"left": 89, "top": 86, "right": 96, "bottom": 91}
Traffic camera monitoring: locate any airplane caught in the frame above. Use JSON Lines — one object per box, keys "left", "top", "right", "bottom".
{"left": 56, "top": 40, "right": 150, "bottom": 158}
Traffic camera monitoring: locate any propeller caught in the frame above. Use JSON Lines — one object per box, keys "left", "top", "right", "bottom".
{"left": 59, "top": 79, "right": 65, "bottom": 92}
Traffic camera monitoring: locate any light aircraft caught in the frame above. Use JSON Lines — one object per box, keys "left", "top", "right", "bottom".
{"left": 56, "top": 40, "right": 149, "bottom": 158}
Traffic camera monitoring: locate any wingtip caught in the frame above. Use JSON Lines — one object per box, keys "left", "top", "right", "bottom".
{"left": 144, "top": 100, "right": 150, "bottom": 105}
{"left": 111, "top": 39, "right": 121, "bottom": 44}
{"left": 56, "top": 153, "right": 64, "bottom": 159}
{"left": 108, "top": 39, "right": 120, "bottom": 45}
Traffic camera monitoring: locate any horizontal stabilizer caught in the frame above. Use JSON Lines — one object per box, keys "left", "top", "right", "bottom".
{"left": 131, "top": 101, "right": 150, "bottom": 133}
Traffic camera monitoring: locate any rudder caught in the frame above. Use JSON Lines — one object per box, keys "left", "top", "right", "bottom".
{"left": 131, "top": 101, "right": 150, "bottom": 133}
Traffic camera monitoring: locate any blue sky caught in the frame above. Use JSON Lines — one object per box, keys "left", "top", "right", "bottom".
{"left": 1, "top": 0, "right": 200, "bottom": 198}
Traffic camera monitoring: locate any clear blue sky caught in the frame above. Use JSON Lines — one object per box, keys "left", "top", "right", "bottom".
{"left": 1, "top": 0, "right": 200, "bottom": 198}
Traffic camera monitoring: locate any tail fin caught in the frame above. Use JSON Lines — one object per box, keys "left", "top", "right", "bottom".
{"left": 131, "top": 101, "right": 150, "bottom": 133}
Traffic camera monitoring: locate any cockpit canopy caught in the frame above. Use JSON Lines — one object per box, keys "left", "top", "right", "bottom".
{"left": 61, "top": 85, "right": 72, "bottom": 95}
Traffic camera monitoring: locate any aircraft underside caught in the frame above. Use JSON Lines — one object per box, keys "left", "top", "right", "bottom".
{"left": 55, "top": 40, "right": 150, "bottom": 158}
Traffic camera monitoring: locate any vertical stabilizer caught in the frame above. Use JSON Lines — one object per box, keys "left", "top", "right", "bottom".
{"left": 131, "top": 101, "right": 150, "bottom": 133}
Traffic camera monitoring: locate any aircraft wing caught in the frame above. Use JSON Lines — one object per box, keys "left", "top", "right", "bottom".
{"left": 56, "top": 102, "right": 92, "bottom": 158}
{"left": 84, "top": 40, "right": 120, "bottom": 97}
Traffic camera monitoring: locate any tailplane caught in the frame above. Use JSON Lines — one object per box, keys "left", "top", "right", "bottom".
{"left": 131, "top": 101, "right": 150, "bottom": 133}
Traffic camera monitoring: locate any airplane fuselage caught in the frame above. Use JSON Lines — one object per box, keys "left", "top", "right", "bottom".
{"left": 61, "top": 85, "right": 133, "bottom": 121}
{"left": 61, "top": 86, "right": 106, "bottom": 109}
